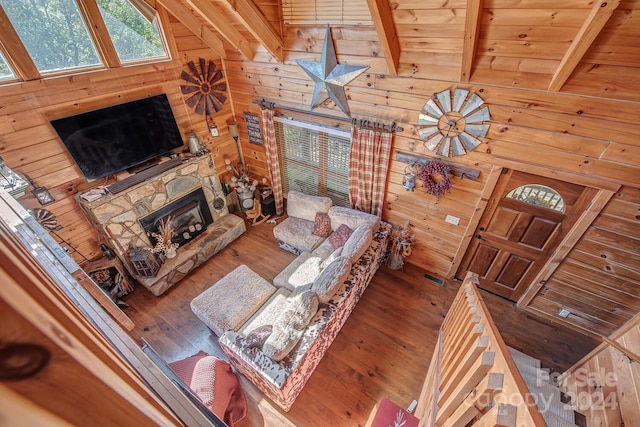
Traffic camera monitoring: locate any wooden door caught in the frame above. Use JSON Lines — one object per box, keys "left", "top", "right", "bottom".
{"left": 457, "top": 169, "right": 593, "bottom": 301}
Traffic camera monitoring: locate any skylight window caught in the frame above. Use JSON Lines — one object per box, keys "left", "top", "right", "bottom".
{"left": 0, "top": 51, "right": 15, "bottom": 81}
{"left": 1, "top": 0, "right": 102, "bottom": 74}
{"left": 97, "top": 0, "right": 168, "bottom": 63}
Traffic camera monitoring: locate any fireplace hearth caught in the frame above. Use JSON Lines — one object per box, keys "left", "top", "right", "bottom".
{"left": 77, "top": 156, "right": 246, "bottom": 295}
{"left": 139, "top": 187, "right": 213, "bottom": 248}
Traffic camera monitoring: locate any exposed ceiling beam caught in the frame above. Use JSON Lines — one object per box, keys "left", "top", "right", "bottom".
{"left": 366, "top": 0, "right": 400, "bottom": 75}
{"left": 151, "top": 0, "right": 225, "bottom": 58}
{"left": 184, "top": 0, "right": 254, "bottom": 59}
{"left": 0, "top": 5, "right": 39, "bottom": 80}
{"left": 218, "top": 0, "right": 283, "bottom": 62}
{"left": 548, "top": 0, "right": 621, "bottom": 92}
{"left": 461, "top": 0, "right": 483, "bottom": 82}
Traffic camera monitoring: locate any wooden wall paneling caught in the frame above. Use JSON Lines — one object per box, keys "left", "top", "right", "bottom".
{"left": 547, "top": 270, "right": 640, "bottom": 312}
{"left": 540, "top": 283, "right": 636, "bottom": 325}
{"left": 560, "top": 276, "right": 640, "bottom": 319}
{"left": 364, "top": 74, "right": 640, "bottom": 124}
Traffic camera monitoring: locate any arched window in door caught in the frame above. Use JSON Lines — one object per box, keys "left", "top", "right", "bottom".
{"left": 505, "top": 184, "right": 565, "bottom": 213}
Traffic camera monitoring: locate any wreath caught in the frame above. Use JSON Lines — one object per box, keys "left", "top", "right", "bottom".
{"left": 419, "top": 159, "right": 452, "bottom": 196}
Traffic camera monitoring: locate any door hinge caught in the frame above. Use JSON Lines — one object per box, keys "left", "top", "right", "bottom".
{"left": 585, "top": 201, "right": 592, "bottom": 211}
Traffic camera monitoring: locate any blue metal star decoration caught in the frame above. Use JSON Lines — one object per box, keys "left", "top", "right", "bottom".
{"left": 295, "top": 25, "right": 369, "bottom": 117}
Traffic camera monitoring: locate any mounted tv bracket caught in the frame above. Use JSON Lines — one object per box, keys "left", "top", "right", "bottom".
{"left": 180, "top": 58, "right": 227, "bottom": 137}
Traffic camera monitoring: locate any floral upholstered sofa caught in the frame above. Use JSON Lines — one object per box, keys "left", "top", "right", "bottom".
{"left": 218, "top": 191, "right": 391, "bottom": 411}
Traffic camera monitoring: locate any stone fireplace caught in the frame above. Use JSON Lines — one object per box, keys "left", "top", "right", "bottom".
{"left": 77, "top": 156, "right": 246, "bottom": 295}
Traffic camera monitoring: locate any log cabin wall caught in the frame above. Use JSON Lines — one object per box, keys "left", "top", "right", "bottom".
{"left": 222, "top": 0, "right": 640, "bottom": 337}
{"left": 0, "top": 10, "right": 240, "bottom": 263}
{"left": 0, "top": 0, "right": 638, "bottom": 338}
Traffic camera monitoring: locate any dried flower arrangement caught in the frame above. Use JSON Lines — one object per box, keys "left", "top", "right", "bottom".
{"left": 387, "top": 223, "right": 417, "bottom": 270}
{"left": 419, "top": 159, "right": 452, "bottom": 197}
{"left": 391, "top": 223, "right": 417, "bottom": 257}
{"left": 225, "top": 158, "right": 258, "bottom": 193}
{"left": 148, "top": 216, "right": 179, "bottom": 257}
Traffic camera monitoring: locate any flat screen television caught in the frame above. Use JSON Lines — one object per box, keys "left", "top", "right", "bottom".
{"left": 51, "top": 94, "right": 184, "bottom": 180}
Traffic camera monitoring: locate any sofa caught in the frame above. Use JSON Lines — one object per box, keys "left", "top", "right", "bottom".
{"left": 218, "top": 191, "right": 391, "bottom": 411}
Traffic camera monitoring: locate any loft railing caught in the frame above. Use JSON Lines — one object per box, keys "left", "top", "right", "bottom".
{"left": 415, "top": 272, "right": 546, "bottom": 427}
{"left": 558, "top": 312, "right": 640, "bottom": 426}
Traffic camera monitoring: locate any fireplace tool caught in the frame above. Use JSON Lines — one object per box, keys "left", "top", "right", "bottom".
{"left": 209, "top": 177, "right": 225, "bottom": 210}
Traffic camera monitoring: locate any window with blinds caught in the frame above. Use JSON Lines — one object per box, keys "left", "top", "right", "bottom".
{"left": 282, "top": 0, "right": 373, "bottom": 25}
{"left": 274, "top": 117, "right": 352, "bottom": 207}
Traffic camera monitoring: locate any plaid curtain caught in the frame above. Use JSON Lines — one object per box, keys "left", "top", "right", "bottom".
{"left": 260, "top": 108, "right": 284, "bottom": 215}
{"left": 348, "top": 126, "right": 392, "bottom": 217}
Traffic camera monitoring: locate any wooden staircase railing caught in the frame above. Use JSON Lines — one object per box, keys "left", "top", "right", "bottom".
{"left": 415, "top": 272, "right": 546, "bottom": 427}
{"left": 559, "top": 312, "right": 640, "bottom": 426}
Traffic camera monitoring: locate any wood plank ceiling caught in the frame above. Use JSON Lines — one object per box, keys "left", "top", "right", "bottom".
{"left": 151, "top": 0, "right": 640, "bottom": 101}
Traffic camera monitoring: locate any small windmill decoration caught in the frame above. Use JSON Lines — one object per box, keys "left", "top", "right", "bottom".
{"left": 417, "top": 88, "right": 490, "bottom": 157}
{"left": 180, "top": 58, "right": 227, "bottom": 116}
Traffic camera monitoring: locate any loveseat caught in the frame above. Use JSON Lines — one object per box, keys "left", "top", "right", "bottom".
{"left": 218, "top": 191, "right": 391, "bottom": 411}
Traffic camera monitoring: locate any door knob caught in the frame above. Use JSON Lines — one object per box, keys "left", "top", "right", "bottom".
{"left": 479, "top": 226, "right": 485, "bottom": 231}
{"left": 475, "top": 234, "right": 484, "bottom": 240}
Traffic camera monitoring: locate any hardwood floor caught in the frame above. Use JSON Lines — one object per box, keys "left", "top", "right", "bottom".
{"left": 123, "top": 219, "right": 600, "bottom": 426}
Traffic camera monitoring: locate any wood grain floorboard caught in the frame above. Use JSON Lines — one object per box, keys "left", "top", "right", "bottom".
{"left": 123, "top": 219, "right": 600, "bottom": 426}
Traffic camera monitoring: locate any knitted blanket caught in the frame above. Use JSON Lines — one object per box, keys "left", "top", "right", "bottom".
{"left": 169, "top": 351, "right": 247, "bottom": 426}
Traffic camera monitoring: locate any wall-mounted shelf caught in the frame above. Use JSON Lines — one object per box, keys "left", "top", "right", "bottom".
{"left": 396, "top": 152, "right": 481, "bottom": 181}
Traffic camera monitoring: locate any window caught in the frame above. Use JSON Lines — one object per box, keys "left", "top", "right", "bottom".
{"left": 1, "top": 0, "right": 102, "bottom": 74}
{"left": 97, "top": 0, "right": 167, "bottom": 63}
{"left": 0, "top": 51, "right": 15, "bottom": 81}
{"left": 0, "top": 0, "right": 169, "bottom": 82}
{"left": 282, "top": 0, "right": 372, "bottom": 25}
{"left": 274, "top": 117, "right": 351, "bottom": 207}
{"left": 506, "top": 184, "right": 565, "bottom": 213}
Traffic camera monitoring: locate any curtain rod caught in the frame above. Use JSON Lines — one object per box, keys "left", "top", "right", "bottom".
{"left": 253, "top": 99, "right": 404, "bottom": 133}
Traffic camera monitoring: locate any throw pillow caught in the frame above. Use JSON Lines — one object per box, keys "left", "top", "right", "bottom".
{"left": 245, "top": 325, "right": 273, "bottom": 349}
{"left": 328, "top": 224, "right": 353, "bottom": 249}
{"left": 263, "top": 290, "right": 319, "bottom": 361}
{"left": 320, "top": 246, "right": 343, "bottom": 270}
{"left": 341, "top": 225, "right": 373, "bottom": 262}
{"left": 278, "top": 289, "right": 319, "bottom": 330}
{"left": 263, "top": 325, "right": 305, "bottom": 362}
{"left": 312, "top": 212, "right": 331, "bottom": 237}
{"left": 312, "top": 255, "right": 351, "bottom": 303}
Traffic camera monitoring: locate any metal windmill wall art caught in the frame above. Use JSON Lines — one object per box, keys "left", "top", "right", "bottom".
{"left": 417, "top": 88, "right": 490, "bottom": 157}
{"left": 295, "top": 25, "right": 369, "bottom": 117}
{"left": 180, "top": 58, "right": 227, "bottom": 116}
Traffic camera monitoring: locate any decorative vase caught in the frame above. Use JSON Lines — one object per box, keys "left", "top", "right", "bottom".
{"left": 387, "top": 251, "right": 405, "bottom": 270}
{"left": 237, "top": 188, "right": 254, "bottom": 211}
{"left": 164, "top": 247, "right": 177, "bottom": 259}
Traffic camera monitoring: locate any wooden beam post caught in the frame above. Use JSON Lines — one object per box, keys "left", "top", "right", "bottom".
{"left": 152, "top": 0, "right": 226, "bottom": 58}
{"left": 184, "top": 0, "right": 254, "bottom": 59}
{"left": 461, "top": 0, "right": 483, "bottom": 82}
{"left": 366, "top": 0, "right": 400, "bottom": 75}
{"left": 219, "top": 0, "right": 284, "bottom": 62}
{"left": 548, "top": 0, "right": 621, "bottom": 92}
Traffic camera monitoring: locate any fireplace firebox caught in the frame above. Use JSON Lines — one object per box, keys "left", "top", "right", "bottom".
{"left": 140, "top": 187, "right": 213, "bottom": 248}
